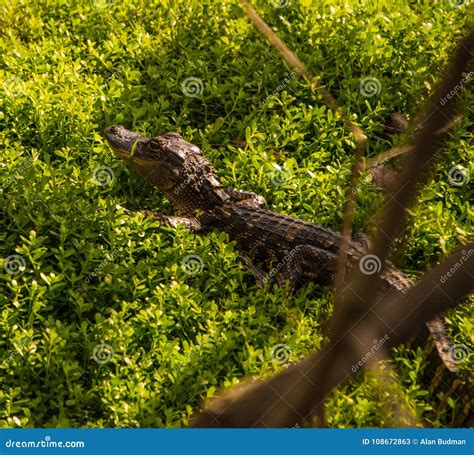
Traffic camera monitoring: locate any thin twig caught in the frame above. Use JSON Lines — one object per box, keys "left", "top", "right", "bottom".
{"left": 364, "top": 146, "right": 414, "bottom": 170}
{"left": 189, "top": 28, "right": 474, "bottom": 428}
{"left": 190, "top": 243, "right": 474, "bottom": 427}
{"left": 237, "top": 0, "right": 367, "bottom": 302}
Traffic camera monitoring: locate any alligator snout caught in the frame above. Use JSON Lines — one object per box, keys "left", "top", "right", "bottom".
{"left": 104, "top": 125, "right": 145, "bottom": 157}
{"left": 104, "top": 124, "right": 131, "bottom": 141}
{"left": 104, "top": 124, "right": 121, "bottom": 136}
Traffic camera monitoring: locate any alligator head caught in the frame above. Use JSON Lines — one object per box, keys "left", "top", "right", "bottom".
{"left": 104, "top": 125, "right": 228, "bottom": 211}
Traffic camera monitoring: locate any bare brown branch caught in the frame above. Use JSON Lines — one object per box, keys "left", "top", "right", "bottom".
{"left": 237, "top": 0, "right": 368, "bottom": 302}
{"left": 189, "top": 28, "right": 474, "bottom": 428}
{"left": 190, "top": 244, "right": 473, "bottom": 427}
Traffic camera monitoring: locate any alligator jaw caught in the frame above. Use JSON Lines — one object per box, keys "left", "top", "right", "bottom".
{"left": 104, "top": 125, "right": 146, "bottom": 160}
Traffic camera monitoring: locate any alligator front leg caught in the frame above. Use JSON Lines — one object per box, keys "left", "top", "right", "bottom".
{"left": 239, "top": 255, "right": 270, "bottom": 284}
{"left": 118, "top": 206, "right": 201, "bottom": 231}
{"left": 224, "top": 188, "right": 267, "bottom": 209}
{"left": 271, "top": 244, "right": 339, "bottom": 291}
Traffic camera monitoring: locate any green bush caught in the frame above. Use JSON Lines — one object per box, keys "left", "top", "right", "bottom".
{"left": 0, "top": 0, "right": 472, "bottom": 428}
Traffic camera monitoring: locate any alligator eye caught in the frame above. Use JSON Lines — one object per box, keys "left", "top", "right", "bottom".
{"left": 148, "top": 138, "right": 165, "bottom": 152}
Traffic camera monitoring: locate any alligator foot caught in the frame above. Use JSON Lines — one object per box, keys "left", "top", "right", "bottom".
{"left": 224, "top": 188, "right": 267, "bottom": 209}
{"left": 272, "top": 244, "right": 339, "bottom": 291}
{"left": 239, "top": 255, "right": 270, "bottom": 284}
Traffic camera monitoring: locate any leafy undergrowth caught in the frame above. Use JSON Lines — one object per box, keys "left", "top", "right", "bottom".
{"left": 0, "top": 0, "right": 472, "bottom": 428}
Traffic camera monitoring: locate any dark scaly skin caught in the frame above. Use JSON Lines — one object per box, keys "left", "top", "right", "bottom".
{"left": 104, "top": 125, "right": 455, "bottom": 370}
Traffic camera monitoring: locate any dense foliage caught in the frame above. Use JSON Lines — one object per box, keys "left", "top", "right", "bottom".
{"left": 0, "top": 0, "right": 472, "bottom": 428}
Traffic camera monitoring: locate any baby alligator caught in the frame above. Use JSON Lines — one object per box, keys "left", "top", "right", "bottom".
{"left": 104, "top": 125, "right": 455, "bottom": 369}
